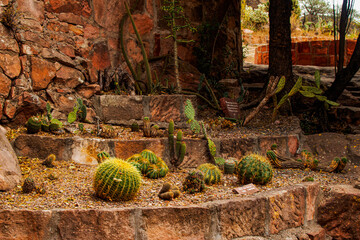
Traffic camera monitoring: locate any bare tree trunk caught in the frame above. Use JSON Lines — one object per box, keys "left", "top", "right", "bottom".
{"left": 269, "top": 0, "right": 293, "bottom": 88}
{"left": 326, "top": 34, "right": 360, "bottom": 101}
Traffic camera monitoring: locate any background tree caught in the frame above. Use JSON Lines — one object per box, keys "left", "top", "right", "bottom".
{"left": 300, "top": 0, "right": 332, "bottom": 23}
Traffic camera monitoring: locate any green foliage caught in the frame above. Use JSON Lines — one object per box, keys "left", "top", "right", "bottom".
{"left": 214, "top": 157, "right": 225, "bottom": 170}
{"left": 182, "top": 169, "right": 205, "bottom": 194}
{"left": 197, "top": 163, "right": 222, "bottom": 185}
{"left": 207, "top": 139, "right": 216, "bottom": 157}
{"left": 26, "top": 116, "right": 41, "bottom": 134}
{"left": 93, "top": 158, "right": 142, "bottom": 201}
{"left": 243, "top": 4, "right": 269, "bottom": 30}
{"left": 67, "top": 98, "right": 87, "bottom": 124}
{"left": 235, "top": 153, "right": 273, "bottom": 185}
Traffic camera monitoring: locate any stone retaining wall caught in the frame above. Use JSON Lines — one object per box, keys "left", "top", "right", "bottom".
{"left": 0, "top": 183, "right": 323, "bottom": 240}
{"left": 255, "top": 40, "right": 356, "bottom": 66}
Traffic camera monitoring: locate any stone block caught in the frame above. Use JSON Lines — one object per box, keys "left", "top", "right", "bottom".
{"left": 297, "top": 54, "right": 312, "bottom": 65}
{"left": 218, "top": 196, "right": 267, "bottom": 238}
{"left": 30, "top": 56, "right": 56, "bottom": 90}
{"left": 56, "top": 209, "right": 135, "bottom": 240}
{"left": 0, "top": 53, "right": 21, "bottom": 79}
{"left": 301, "top": 182, "right": 321, "bottom": 222}
{"left": 0, "top": 210, "right": 52, "bottom": 239}
{"left": 298, "top": 42, "right": 311, "bottom": 54}
{"left": 267, "top": 185, "right": 306, "bottom": 234}
{"left": 180, "top": 139, "right": 210, "bottom": 168}
{"left": 219, "top": 137, "right": 258, "bottom": 159}
{"left": 0, "top": 72, "right": 11, "bottom": 97}
{"left": 287, "top": 135, "right": 300, "bottom": 156}
{"left": 259, "top": 135, "right": 288, "bottom": 156}
{"left": 94, "top": 95, "right": 144, "bottom": 123}
{"left": 72, "top": 137, "right": 114, "bottom": 165}
{"left": 114, "top": 139, "right": 166, "bottom": 161}
{"left": 141, "top": 206, "right": 212, "bottom": 240}
{"left": 149, "top": 95, "right": 182, "bottom": 122}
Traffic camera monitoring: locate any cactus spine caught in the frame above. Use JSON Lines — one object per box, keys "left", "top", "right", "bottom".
{"left": 197, "top": 163, "right": 222, "bottom": 185}
{"left": 93, "top": 158, "right": 142, "bottom": 201}
{"left": 235, "top": 153, "right": 273, "bottom": 185}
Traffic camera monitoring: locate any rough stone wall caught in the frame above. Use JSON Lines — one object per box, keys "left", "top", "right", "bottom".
{"left": 0, "top": 0, "right": 240, "bottom": 125}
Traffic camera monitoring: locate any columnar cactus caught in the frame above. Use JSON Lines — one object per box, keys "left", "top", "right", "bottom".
{"left": 26, "top": 116, "right": 41, "bottom": 134}
{"left": 143, "top": 117, "right": 151, "bottom": 137}
{"left": 235, "top": 153, "right": 273, "bottom": 185}
{"left": 93, "top": 158, "right": 142, "bottom": 201}
{"left": 183, "top": 169, "right": 205, "bottom": 194}
{"left": 197, "top": 163, "right": 222, "bottom": 185}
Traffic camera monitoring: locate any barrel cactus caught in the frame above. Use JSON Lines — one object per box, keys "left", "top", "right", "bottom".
{"left": 93, "top": 158, "right": 142, "bottom": 201}
{"left": 197, "top": 163, "right": 222, "bottom": 185}
{"left": 145, "top": 157, "right": 169, "bottom": 179}
{"left": 26, "top": 116, "right": 41, "bottom": 134}
{"left": 224, "top": 158, "right": 236, "bottom": 174}
{"left": 183, "top": 169, "right": 205, "bottom": 194}
{"left": 235, "top": 153, "right": 273, "bottom": 185}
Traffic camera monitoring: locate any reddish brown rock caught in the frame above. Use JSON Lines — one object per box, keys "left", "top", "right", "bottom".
{"left": 31, "top": 57, "right": 56, "bottom": 90}
{"left": 129, "top": 14, "right": 154, "bottom": 35}
{"left": 318, "top": 185, "right": 360, "bottom": 240}
{"left": 126, "top": 39, "right": 143, "bottom": 63}
{"left": 69, "top": 24, "right": 83, "bottom": 35}
{"left": 303, "top": 182, "right": 321, "bottom": 222}
{"left": 47, "top": 89, "right": 76, "bottom": 113}
{"left": 141, "top": 206, "right": 212, "bottom": 240}
{"left": 219, "top": 137, "right": 258, "bottom": 159}
{"left": 305, "top": 225, "right": 326, "bottom": 240}
{"left": 0, "top": 25, "right": 20, "bottom": 53}
{"left": 267, "top": 185, "right": 306, "bottom": 234}
{"left": 11, "top": 92, "right": 47, "bottom": 124}
{"left": 0, "top": 53, "right": 21, "bottom": 79}
{"left": 4, "top": 99, "right": 18, "bottom": 119}
{"left": 55, "top": 209, "right": 135, "bottom": 239}
{"left": 41, "top": 48, "right": 76, "bottom": 67}
{"left": 76, "top": 84, "right": 100, "bottom": 99}
{"left": 45, "top": 0, "right": 90, "bottom": 16}
{"left": 0, "top": 210, "right": 52, "bottom": 239}
{"left": 58, "top": 43, "right": 76, "bottom": 58}
{"left": 0, "top": 126, "right": 21, "bottom": 191}
{"left": 17, "top": 0, "right": 45, "bottom": 22}
{"left": 114, "top": 139, "right": 166, "bottom": 160}
{"left": 90, "top": 42, "right": 111, "bottom": 71}
{"left": 84, "top": 24, "right": 100, "bottom": 39}
{"left": 55, "top": 65, "right": 84, "bottom": 88}
{"left": 93, "top": 0, "right": 125, "bottom": 31}
{"left": 150, "top": 95, "right": 182, "bottom": 122}
{"left": 218, "top": 196, "right": 267, "bottom": 238}
{"left": 259, "top": 135, "right": 288, "bottom": 156}
{"left": 287, "top": 135, "right": 300, "bottom": 156}
{"left": 58, "top": 12, "right": 83, "bottom": 25}
{"left": 0, "top": 72, "right": 11, "bottom": 97}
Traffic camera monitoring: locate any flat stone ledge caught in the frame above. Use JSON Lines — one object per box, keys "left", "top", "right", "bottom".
{"left": 12, "top": 133, "right": 302, "bottom": 166}
{"left": 0, "top": 183, "right": 321, "bottom": 240}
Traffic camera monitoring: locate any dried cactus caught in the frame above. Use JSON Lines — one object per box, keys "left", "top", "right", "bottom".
{"left": 198, "top": 163, "right": 222, "bottom": 185}
{"left": 93, "top": 158, "right": 142, "bottom": 201}
{"left": 131, "top": 122, "right": 140, "bottom": 132}
{"left": 183, "top": 169, "right": 205, "bottom": 194}
{"left": 100, "top": 125, "right": 116, "bottom": 138}
{"left": 329, "top": 157, "right": 347, "bottom": 173}
{"left": 235, "top": 153, "right": 273, "bottom": 185}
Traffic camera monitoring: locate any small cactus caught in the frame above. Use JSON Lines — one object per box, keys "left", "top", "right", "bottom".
{"left": 235, "top": 153, "right": 273, "bottom": 185}
{"left": 131, "top": 122, "right": 140, "bottom": 132}
{"left": 93, "top": 158, "right": 142, "bottom": 201}
{"left": 170, "top": 128, "right": 186, "bottom": 168}
{"left": 143, "top": 117, "right": 151, "bottom": 137}
{"left": 22, "top": 177, "right": 36, "bottom": 193}
{"left": 26, "top": 116, "right": 41, "bottom": 134}
{"left": 158, "top": 182, "right": 181, "bottom": 201}
{"left": 183, "top": 169, "right": 205, "bottom": 194}
{"left": 97, "top": 151, "right": 110, "bottom": 164}
{"left": 42, "top": 154, "right": 56, "bottom": 168}
{"left": 146, "top": 158, "right": 169, "bottom": 179}
{"left": 128, "top": 150, "right": 169, "bottom": 178}
{"left": 100, "top": 125, "right": 116, "bottom": 138}
{"left": 126, "top": 154, "right": 150, "bottom": 174}
{"left": 214, "top": 157, "right": 225, "bottom": 170}
{"left": 151, "top": 125, "right": 159, "bottom": 137}
{"left": 197, "top": 163, "right": 222, "bottom": 185}
{"left": 224, "top": 158, "right": 236, "bottom": 174}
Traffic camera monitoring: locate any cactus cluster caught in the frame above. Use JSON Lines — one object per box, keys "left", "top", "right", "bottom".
{"left": 235, "top": 153, "right": 273, "bottom": 185}
{"left": 93, "top": 158, "right": 142, "bottom": 201}
{"left": 158, "top": 182, "right": 181, "bottom": 200}
{"left": 182, "top": 169, "right": 205, "bottom": 194}
{"left": 126, "top": 149, "right": 169, "bottom": 179}
{"left": 197, "top": 163, "right": 222, "bottom": 185}
{"left": 100, "top": 125, "right": 116, "bottom": 138}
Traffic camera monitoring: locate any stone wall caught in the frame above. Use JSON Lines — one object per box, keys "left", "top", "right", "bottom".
{"left": 255, "top": 40, "right": 356, "bottom": 66}
{"left": 0, "top": 0, "right": 241, "bottom": 125}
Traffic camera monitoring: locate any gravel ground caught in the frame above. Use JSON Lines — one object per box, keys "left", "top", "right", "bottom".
{"left": 0, "top": 156, "right": 357, "bottom": 210}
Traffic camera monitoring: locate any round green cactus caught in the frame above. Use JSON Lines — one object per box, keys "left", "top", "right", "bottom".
{"left": 26, "top": 116, "right": 41, "bottom": 134}
{"left": 197, "top": 163, "right": 222, "bottom": 185}
{"left": 146, "top": 158, "right": 169, "bottom": 179}
{"left": 126, "top": 154, "right": 150, "bottom": 174}
{"left": 127, "top": 151, "right": 169, "bottom": 179}
{"left": 140, "top": 149, "right": 158, "bottom": 164}
{"left": 183, "top": 169, "right": 205, "bottom": 194}
{"left": 93, "top": 158, "right": 142, "bottom": 201}
{"left": 235, "top": 154, "right": 273, "bottom": 185}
